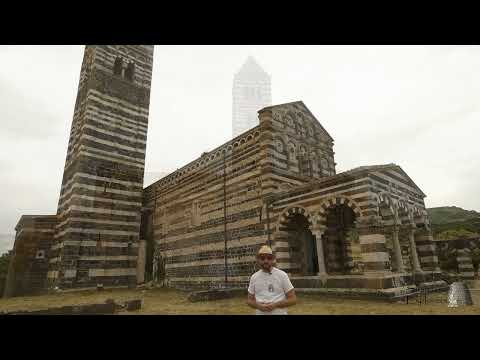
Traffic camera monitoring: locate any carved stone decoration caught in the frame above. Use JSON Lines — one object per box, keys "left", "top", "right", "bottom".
{"left": 306, "top": 126, "right": 312, "bottom": 137}
{"left": 286, "top": 115, "right": 294, "bottom": 128}
{"left": 288, "top": 141, "right": 296, "bottom": 156}
{"left": 275, "top": 138, "right": 284, "bottom": 153}
{"left": 299, "top": 145, "right": 307, "bottom": 157}
{"left": 300, "top": 126, "right": 307, "bottom": 137}
{"left": 272, "top": 110, "right": 282, "bottom": 124}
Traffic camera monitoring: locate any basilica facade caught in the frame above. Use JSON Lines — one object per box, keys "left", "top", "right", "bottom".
{"left": 143, "top": 100, "right": 444, "bottom": 296}
{"left": 4, "top": 45, "right": 445, "bottom": 299}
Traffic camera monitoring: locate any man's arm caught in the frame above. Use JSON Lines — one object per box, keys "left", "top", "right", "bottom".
{"left": 247, "top": 292, "right": 269, "bottom": 312}
{"left": 267, "top": 272, "right": 297, "bottom": 311}
{"left": 263, "top": 289, "right": 297, "bottom": 312}
{"left": 274, "top": 289, "right": 297, "bottom": 308}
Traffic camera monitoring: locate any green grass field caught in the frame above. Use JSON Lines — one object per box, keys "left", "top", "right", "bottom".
{"left": 1, "top": 287, "right": 480, "bottom": 315}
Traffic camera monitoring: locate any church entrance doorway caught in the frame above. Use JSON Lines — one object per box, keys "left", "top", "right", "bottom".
{"left": 283, "top": 213, "right": 318, "bottom": 276}
{"left": 324, "top": 204, "right": 357, "bottom": 274}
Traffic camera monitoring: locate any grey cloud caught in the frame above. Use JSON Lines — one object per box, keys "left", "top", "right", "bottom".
{"left": 0, "top": 234, "right": 14, "bottom": 254}
{"left": 1, "top": 45, "right": 480, "bottom": 241}
{"left": 0, "top": 79, "right": 61, "bottom": 139}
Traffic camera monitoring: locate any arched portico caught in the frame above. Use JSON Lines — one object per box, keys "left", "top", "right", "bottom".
{"left": 273, "top": 206, "right": 319, "bottom": 276}
{"left": 315, "top": 196, "right": 362, "bottom": 275}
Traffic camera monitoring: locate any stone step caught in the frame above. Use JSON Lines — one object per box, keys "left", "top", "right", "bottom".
{"left": 296, "top": 286, "right": 419, "bottom": 301}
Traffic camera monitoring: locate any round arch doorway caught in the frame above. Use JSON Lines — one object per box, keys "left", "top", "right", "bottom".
{"left": 282, "top": 213, "right": 319, "bottom": 276}
{"left": 324, "top": 204, "right": 357, "bottom": 274}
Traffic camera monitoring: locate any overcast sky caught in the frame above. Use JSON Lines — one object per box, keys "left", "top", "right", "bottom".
{"left": 1, "top": 45, "right": 479, "bottom": 253}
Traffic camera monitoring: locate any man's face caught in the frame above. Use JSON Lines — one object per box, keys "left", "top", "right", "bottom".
{"left": 258, "top": 254, "right": 275, "bottom": 272}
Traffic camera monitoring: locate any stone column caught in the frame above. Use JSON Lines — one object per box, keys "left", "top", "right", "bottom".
{"left": 312, "top": 229, "right": 327, "bottom": 276}
{"left": 415, "top": 229, "right": 441, "bottom": 272}
{"left": 408, "top": 226, "right": 423, "bottom": 273}
{"left": 392, "top": 225, "right": 405, "bottom": 273}
{"left": 136, "top": 240, "right": 147, "bottom": 284}
{"left": 456, "top": 248, "right": 475, "bottom": 280}
{"left": 357, "top": 218, "right": 391, "bottom": 274}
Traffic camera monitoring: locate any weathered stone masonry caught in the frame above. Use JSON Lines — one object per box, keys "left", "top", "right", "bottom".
{"left": 4, "top": 45, "right": 155, "bottom": 297}
{"left": 143, "top": 101, "right": 443, "bottom": 292}
{"left": 49, "top": 45, "right": 154, "bottom": 289}
{"left": 3, "top": 216, "right": 57, "bottom": 297}
{"left": 4, "top": 45, "right": 445, "bottom": 297}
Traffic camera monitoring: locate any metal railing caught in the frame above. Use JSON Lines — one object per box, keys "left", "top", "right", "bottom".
{"left": 400, "top": 284, "right": 480, "bottom": 306}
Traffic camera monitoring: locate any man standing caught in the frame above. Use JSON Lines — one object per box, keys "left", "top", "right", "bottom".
{"left": 247, "top": 245, "right": 297, "bottom": 315}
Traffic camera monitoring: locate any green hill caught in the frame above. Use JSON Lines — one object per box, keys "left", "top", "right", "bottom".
{"left": 427, "top": 206, "right": 480, "bottom": 224}
{"left": 427, "top": 206, "right": 480, "bottom": 239}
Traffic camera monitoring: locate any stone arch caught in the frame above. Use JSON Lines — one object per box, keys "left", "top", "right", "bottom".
{"left": 412, "top": 206, "right": 430, "bottom": 230}
{"left": 113, "top": 56, "right": 123, "bottom": 75}
{"left": 316, "top": 196, "right": 362, "bottom": 225}
{"left": 125, "top": 61, "right": 135, "bottom": 81}
{"left": 315, "top": 196, "right": 361, "bottom": 274}
{"left": 397, "top": 198, "right": 414, "bottom": 226}
{"left": 376, "top": 192, "right": 397, "bottom": 225}
{"left": 273, "top": 205, "right": 318, "bottom": 275}
{"left": 274, "top": 205, "right": 314, "bottom": 234}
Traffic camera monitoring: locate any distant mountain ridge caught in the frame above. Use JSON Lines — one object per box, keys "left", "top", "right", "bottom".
{"left": 427, "top": 206, "right": 480, "bottom": 224}
{"left": 427, "top": 206, "right": 480, "bottom": 239}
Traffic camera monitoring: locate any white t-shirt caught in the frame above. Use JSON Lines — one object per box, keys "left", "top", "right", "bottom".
{"left": 247, "top": 267, "right": 294, "bottom": 315}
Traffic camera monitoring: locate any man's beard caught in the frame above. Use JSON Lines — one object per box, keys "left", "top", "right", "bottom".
{"left": 261, "top": 262, "right": 272, "bottom": 271}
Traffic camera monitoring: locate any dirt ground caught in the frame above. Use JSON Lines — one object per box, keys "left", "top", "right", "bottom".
{"left": 1, "top": 287, "right": 480, "bottom": 315}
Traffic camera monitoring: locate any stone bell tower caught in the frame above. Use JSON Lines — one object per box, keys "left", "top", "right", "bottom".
{"left": 232, "top": 56, "right": 271, "bottom": 137}
{"left": 48, "top": 45, "right": 154, "bottom": 289}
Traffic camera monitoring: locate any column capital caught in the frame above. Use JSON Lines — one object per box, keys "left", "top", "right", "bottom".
{"left": 311, "top": 226, "right": 326, "bottom": 235}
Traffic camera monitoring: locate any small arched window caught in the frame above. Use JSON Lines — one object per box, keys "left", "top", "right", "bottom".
{"left": 321, "top": 158, "right": 329, "bottom": 174}
{"left": 275, "top": 139, "right": 284, "bottom": 153}
{"left": 299, "top": 146, "right": 307, "bottom": 157}
{"left": 113, "top": 57, "right": 123, "bottom": 75}
{"left": 125, "top": 62, "right": 135, "bottom": 81}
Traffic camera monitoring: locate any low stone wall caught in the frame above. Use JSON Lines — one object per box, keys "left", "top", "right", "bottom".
{"left": 188, "top": 288, "right": 247, "bottom": 302}
{"left": 1, "top": 299, "right": 143, "bottom": 315}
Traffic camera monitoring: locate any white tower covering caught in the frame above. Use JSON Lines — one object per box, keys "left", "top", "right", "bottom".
{"left": 232, "top": 56, "right": 271, "bottom": 137}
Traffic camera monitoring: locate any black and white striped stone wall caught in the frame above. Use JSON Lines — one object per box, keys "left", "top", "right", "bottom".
{"left": 142, "top": 100, "right": 435, "bottom": 290}
{"left": 48, "top": 45, "right": 154, "bottom": 289}
{"left": 4, "top": 216, "right": 57, "bottom": 297}
{"left": 143, "top": 126, "right": 266, "bottom": 289}
{"left": 142, "top": 101, "right": 338, "bottom": 289}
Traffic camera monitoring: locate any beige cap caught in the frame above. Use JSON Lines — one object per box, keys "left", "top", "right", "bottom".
{"left": 258, "top": 245, "right": 273, "bottom": 255}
